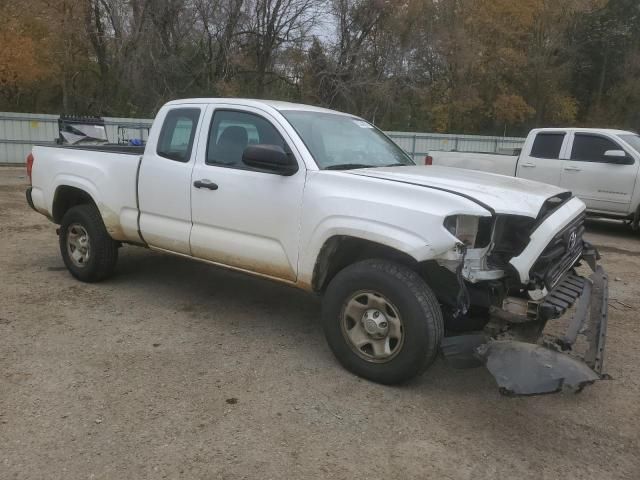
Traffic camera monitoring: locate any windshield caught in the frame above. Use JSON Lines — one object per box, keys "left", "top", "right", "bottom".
{"left": 619, "top": 134, "right": 640, "bottom": 154}
{"left": 280, "top": 110, "right": 414, "bottom": 170}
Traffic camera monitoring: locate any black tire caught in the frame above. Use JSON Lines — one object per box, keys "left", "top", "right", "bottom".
{"left": 59, "top": 204, "right": 118, "bottom": 282}
{"left": 322, "top": 259, "right": 443, "bottom": 385}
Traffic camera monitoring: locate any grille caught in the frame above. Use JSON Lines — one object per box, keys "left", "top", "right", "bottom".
{"left": 530, "top": 212, "right": 586, "bottom": 289}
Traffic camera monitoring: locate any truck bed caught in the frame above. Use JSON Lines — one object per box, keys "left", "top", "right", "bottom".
{"left": 429, "top": 151, "right": 518, "bottom": 176}
{"left": 29, "top": 145, "right": 143, "bottom": 243}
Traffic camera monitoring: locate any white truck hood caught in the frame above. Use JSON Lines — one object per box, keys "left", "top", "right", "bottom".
{"left": 349, "top": 165, "right": 569, "bottom": 217}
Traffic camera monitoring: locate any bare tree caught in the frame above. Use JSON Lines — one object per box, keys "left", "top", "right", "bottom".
{"left": 327, "top": 0, "right": 390, "bottom": 110}
{"left": 244, "top": 0, "right": 319, "bottom": 96}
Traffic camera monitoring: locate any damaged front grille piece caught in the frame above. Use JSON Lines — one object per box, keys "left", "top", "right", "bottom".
{"left": 441, "top": 261, "right": 609, "bottom": 395}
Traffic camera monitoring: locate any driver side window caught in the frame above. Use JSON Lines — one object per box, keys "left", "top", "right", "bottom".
{"left": 570, "top": 134, "right": 623, "bottom": 163}
{"left": 206, "top": 110, "right": 288, "bottom": 168}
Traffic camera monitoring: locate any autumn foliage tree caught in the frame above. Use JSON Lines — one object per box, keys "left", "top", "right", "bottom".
{"left": 0, "top": 2, "right": 48, "bottom": 107}
{"left": 0, "top": 0, "right": 638, "bottom": 135}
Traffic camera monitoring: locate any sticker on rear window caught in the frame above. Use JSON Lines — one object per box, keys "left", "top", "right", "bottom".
{"left": 353, "top": 120, "right": 373, "bottom": 128}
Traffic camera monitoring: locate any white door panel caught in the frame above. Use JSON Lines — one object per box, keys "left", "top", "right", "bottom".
{"left": 138, "top": 107, "right": 202, "bottom": 254}
{"left": 516, "top": 131, "right": 568, "bottom": 186}
{"left": 190, "top": 105, "right": 305, "bottom": 281}
{"left": 139, "top": 159, "right": 194, "bottom": 253}
{"left": 516, "top": 157, "right": 563, "bottom": 185}
{"left": 561, "top": 163, "right": 637, "bottom": 212}
{"left": 190, "top": 168, "right": 303, "bottom": 280}
{"left": 560, "top": 133, "right": 638, "bottom": 214}
{"left": 140, "top": 214, "right": 193, "bottom": 253}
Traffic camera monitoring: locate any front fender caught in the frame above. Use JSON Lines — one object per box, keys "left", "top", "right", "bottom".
{"left": 297, "top": 215, "right": 457, "bottom": 288}
{"left": 296, "top": 170, "right": 492, "bottom": 288}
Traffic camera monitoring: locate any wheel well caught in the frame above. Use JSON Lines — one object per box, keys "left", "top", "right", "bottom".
{"left": 312, "top": 236, "right": 418, "bottom": 292}
{"left": 633, "top": 202, "right": 640, "bottom": 229}
{"left": 52, "top": 186, "right": 96, "bottom": 223}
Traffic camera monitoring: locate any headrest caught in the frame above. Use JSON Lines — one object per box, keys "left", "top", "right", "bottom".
{"left": 219, "top": 126, "right": 248, "bottom": 146}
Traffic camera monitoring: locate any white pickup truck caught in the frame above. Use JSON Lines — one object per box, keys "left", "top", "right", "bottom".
{"left": 428, "top": 128, "right": 640, "bottom": 229}
{"left": 25, "top": 99, "right": 609, "bottom": 395}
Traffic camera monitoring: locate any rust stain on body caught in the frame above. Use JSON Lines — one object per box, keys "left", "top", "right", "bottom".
{"left": 98, "top": 204, "right": 127, "bottom": 241}
{"left": 193, "top": 249, "right": 296, "bottom": 283}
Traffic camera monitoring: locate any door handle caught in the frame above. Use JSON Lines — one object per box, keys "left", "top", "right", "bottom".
{"left": 193, "top": 179, "right": 219, "bottom": 190}
{"left": 564, "top": 166, "right": 581, "bottom": 172}
{"left": 521, "top": 163, "right": 535, "bottom": 168}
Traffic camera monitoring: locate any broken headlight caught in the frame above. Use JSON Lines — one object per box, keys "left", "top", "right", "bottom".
{"left": 444, "top": 215, "right": 493, "bottom": 248}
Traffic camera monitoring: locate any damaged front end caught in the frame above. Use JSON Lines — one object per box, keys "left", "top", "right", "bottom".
{"left": 434, "top": 197, "right": 609, "bottom": 395}
{"left": 476, "top": 262, "right": 607, "bottom": 395}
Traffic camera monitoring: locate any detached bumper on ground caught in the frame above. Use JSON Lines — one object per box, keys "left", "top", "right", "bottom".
{"left": 479, "top": 265, "right": 608, "bottom": 395}
{"left": 443, "top": 254, "right": 609, "bottom": 395}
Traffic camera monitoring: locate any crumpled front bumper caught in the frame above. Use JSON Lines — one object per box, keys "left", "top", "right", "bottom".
{"left": 442, "top": 257, "right": 609, "bottom": 395}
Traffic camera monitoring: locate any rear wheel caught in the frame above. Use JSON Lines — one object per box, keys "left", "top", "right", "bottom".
{"left": 322, "top": 259, "right": 443, "bottom": 384}
{"left": 59, "top": 204, "right": 118, "bottom": 282}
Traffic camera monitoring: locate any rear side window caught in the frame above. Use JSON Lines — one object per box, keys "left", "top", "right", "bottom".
{"left": 530, "top": 133, "right": 565, "bottom": 159}
{"left": 157, "top": 108, "right": 200, "bottom": 162}
{"left": 571, "top": 134, "right": 622, "bottom": 162}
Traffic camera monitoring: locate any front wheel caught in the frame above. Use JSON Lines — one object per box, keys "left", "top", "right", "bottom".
{"left": 59, "top": 204, "right": 118, "bottom": 282}
{"left": 322, "top": 259, "right": 443, "bottom": 385}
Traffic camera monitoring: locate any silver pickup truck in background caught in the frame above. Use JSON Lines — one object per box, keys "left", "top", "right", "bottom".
{"left": 427, "top": 128, "right": 640, "bottom": 230}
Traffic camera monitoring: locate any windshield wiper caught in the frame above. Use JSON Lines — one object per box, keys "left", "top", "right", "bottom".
{"left": 384, "top": 163, "right": 409, "bottom": 167}
{"left": 324, "top": 163, "right": 374, "bottom": 170}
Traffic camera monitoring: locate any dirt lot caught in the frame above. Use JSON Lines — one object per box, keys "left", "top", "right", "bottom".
{"left": 1, "top": 167, "right": 639, "bottom": 479}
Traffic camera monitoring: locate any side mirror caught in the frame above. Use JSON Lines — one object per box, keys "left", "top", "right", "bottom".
{"left": 604, "top": 149, "right": 634, "bottom": 165}
{"left": 242, "top": 144, "right": 298, "bottom": 176}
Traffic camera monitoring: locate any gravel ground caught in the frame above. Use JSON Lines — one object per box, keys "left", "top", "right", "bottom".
{"left": 1, "top": 166, "right": 639, "bottom": 479}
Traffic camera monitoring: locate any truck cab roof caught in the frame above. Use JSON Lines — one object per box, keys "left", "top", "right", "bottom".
{"left": 532, "top": 127, "right": 636, "bottom": 136}
{"left": 164, "top": 98, "right": 353, "bottom": 116}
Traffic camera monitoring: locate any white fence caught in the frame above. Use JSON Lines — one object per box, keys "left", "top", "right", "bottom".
{"left": 0, "top": 111, "right": 525, "bottom": 164}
